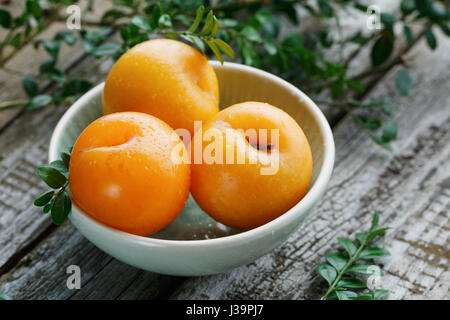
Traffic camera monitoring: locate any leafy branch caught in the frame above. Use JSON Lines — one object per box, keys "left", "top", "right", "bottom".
{"left": 34, "top": 151, "right": 72, "bottom": 224}
{"left": 318, "top": 212, "right": 391, "bottom": 300}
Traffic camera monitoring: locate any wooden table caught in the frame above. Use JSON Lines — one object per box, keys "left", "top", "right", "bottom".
{"left": 0, "top": 2, "right": 448, "bottom": 300}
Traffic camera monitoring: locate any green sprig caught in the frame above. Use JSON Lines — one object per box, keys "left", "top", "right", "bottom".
{"left": 318, "top": 212, "right": 391, "bottom": 300}
{"left": 34, "top": 151, "right": 72, "bottom": 224}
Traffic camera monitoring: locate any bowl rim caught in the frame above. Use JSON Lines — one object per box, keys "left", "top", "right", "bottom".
{"left": 49, "top": 61, "right": 335, "bottom": 247}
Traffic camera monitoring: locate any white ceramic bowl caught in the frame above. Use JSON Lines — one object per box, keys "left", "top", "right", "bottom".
{"left": 49, "top": 61, "right": 335, "bottom": 276}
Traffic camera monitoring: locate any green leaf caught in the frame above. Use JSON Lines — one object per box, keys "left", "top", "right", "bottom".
{"left": 381, "top": 99, "right": 394, "bottom": 116}
{"left": 380, "top": 13, "right": 397, "bottom": 27}
{"left": 34, "top": 191, "right": 54, "bottom": 207}
{"left": 0, "top": 6, "right": 12, "bottom": 28}
{"left": 213, "top": 39, "right": 234, "bottom": 59}
{"left": 338, "top": 238, "right": 358, "bottom": 256}
{"left": 50, "top": 160, "right": 68, "bottom": 177}
{"left": 359, "top": 248, "right": 390, "bottom": 259}
{"left": 337, "top": 278, "right": 367, "bottom": 289}
{"left": 370, "top": 212, "right": 380, "bottom": 232}
{"left": 61, "top": 152, "right": 71, "bottom": 169}
{"left": 22, "top": 75, "right": 39, "bottom": 98}
{"left": 336, "top": 290, "right": 357, "bottom": 300}
{"left": 40, "top": 58, "right": 56, "bottom": 74}
{"left": 330, "top": 78, "right": 345, "bottom": 100}
{"left": 206, "top": 40, "right": 223, "bottom": 64}
{"left": 188, "top": 5, "right": 204, "bottom": 33}
{"left": 221, "top": 18, "right": 238, "bottom": 28}
{"left": 317, "top": 263, "right": 337, "bottom": 285}
{"left": 324, "top": 292, "right": 338, "bottom": 300}
{"left": 367, "top": 227, "right": 390, "bottom": 241}
{"left": 26, "top": 94, "right": 52, "bottom": 110}
{"left": 92, "top": 43, "right": 122, "bottom": 57}
{"left": 425, "top": 28, "right": 437, "bottom": 50}
{"left": 371, "top": 135, "right": 393, "bottom": 151}
{"left": 354, "top": 115, "right": 382, "bottom": 130}
{"left": 101, "top": 9, "right": 127, "bottom": 23}
{"left": 400, "top": 0, "right": 415, "bottom": 15}
{"left": 382, "top": 120, "right": 397, "bottom": 142}
{"left": 43, "top": 40, "right": 61, "bottom": 58}
{"left": 371, "top": 30, "right": 395, "bottom": 66}
{"left": 211, "top": 16, "right": 219, "bottom": 37}
{"left": 372, "top": 289, "right": 389, "bottom": 300}
{"left": 395, "top": 69, "right": 413, "bottom": 96}
{"left": 43, "top": 202, "right": 52, "bottom": 214}
{"left": 49, "top": 69, "right": 66, "bottom": 83}
{"left": 263, "top": 39, "right": 277, "bottom": 56}
{"left": 26, "top": 0, "right": 41, "bottom": 17}
{"left": 241, "top": 26, "right": 262, "bottom": 43}
{"left": 200, "top": 11, "right": 214, "bottom": 35}
{"left": 150, "top": 5, "right": 162, "bottom": 29}
{"left": 355, "top": 232, "right": 368, "bottom": 244}
{"left": 51, "top": 193, "right": 71, "bottom": 224}
{"left": 403, "top": 25, "right": 413, "bottom": 46}
{"left": 36, "top": 166, "right": 67, "bottom": 189}
{"left": 347, "top": 264, "right": 376, "bottom": 274}
{"left": 61, "top": 79, "right": 92, "bottom": 97}
{"left": 439, "top": 24, "right": 450, "bottom": 37}
{"left": 239, "top": 39, "right": 255, "bottom": 66}
{"left": 181, "top": 34, "right": 205, "bottom": 53}
{"left": 131, "top": 16, "right": 151, "bottom": 31}
{"left": 346, "top": 79, "right": 364, "bottom": 93}
{"left": 158, "top": 14, "right": 172, "bottom": 29}
{"left": 325, "top": 253, "right": 348, "bottom": 271}
{"left": 9, "top": 33, "right": 21, "bottom": 48}
{"left": 318, "top": 0, "right": 334, "bottom": 17}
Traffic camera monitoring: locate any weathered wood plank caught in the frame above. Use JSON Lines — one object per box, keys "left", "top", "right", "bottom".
{"left": 170, "top": 34, "right": 450, "bottom": 300}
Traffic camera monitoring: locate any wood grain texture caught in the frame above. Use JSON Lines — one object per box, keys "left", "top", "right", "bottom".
{"left": 171, "top": 34, "right": 450, "bottom": 300}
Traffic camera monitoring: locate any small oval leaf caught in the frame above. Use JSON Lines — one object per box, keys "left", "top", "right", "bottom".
{"left": 51, "top": 193, "right": 71, "bottom": 224}
{"left": 338, "top": 238, "right": 358, "bottom": 256}
{"left": 337, "top": 277, "right": 367, "bottom": 289}
{"left": 336, "top": 290, "right": 357, "bottom": 300}
{"left": 213, "top": 39, "right": 234, "bottom": 59}
{"left": 359, "top": 248, "right": 391, "bottom": 259}
{"left": 325, "top": 253, "right": 348, "bottom": 271}
{"left": 34, "top": 191, "right": 54, "bottom": 207}
{"left": 36, "top": 166, "right": 67, "bottom": 189}
{"left": 188, "top": 5, "right": 204, "bottom": 33}
{"left": 317, "top": 263, "right": 337, "bottom": 285}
